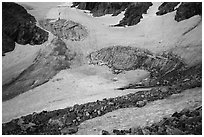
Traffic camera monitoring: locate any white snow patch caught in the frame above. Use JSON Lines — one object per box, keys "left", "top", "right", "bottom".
{"left": 174, "top": 2, "right": 182, "bottom": 10}
{"left": 94, "top": 11, "right": 125, "bottom": 26}
{"left": 2, "top": 66, "right": 149, "bottom": 123}
{"left": 57, "top": 2, "right": 73, "bottom": 7}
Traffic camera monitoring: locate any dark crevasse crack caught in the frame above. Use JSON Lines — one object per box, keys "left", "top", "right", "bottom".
{"left": 2, "top": 38, "right": 76, "bottom": 101}
{"left": 2, "top": 62, "right": 201, "bottom": 134}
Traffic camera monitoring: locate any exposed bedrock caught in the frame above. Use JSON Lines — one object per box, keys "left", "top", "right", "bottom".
{"left": 72, "top": 2, "right": 131, "bottom": 16}
{"left": 156, "top": 2, "right": 180, "bottom": 16}
{"left": 175, "top": 2, "right": 202, "bottom": 22}
{"left": 2, "top": 38, "right": 77, "bottom": 101}
{"left": 115, "top": 2, "right": 153, "bottom": 26}
{"left": 74, "top": 2, "right": 201, "bottom": 26}
{"left": 73, "top": 2, "right": 153, "bottom": 26}
{"left": 2, "top": 2, "right": 49, "bottom": 55}
{"left": 39, "top": 19, "right": 88, "bottom": 41}
{"left": 156, "top": 2, "right": 202, "bottom": 22}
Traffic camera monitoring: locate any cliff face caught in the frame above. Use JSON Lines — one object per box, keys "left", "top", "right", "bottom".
{"left": 72, "top": 2, "right": 130, "bottom": 16}
{"left": 72, "top": 2, "right": 153, "bottom": 26}
{"left": 156, "top": 2, "right": 180, "bottom": 15}
{"left": 2, "top": 2, "right": 49, "bottom": 55}
{"left": 175, "top": 2, "right": 202, "bottom": 22}
{"left": 116, "top": 2, "right": 153, "bottom": 26}
{"left": 73, "top": 2, "right": 202, "bottom": 26}
{"left": 156, "top": 2, "right": 202, "bottom": 22}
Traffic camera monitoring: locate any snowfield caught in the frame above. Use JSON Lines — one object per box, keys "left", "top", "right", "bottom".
{"left": 2, "top": 2, "right": 202, "bottom": 123}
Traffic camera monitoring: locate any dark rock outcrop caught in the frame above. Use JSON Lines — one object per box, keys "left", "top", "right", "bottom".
{"left": 72, "top": 2, "right": 130, "bottom": 17}
{"left": 2, "top": 38, "right": 76, "bottom": 101}
{"left": 115, "top": 2, "right": 153, "bottom": 26}
{"left": 156, "top": 2, "right": 202, "bottom": 22}
{"left": 156, "top": 2, "right": 180, "bottom": 15}
{"left": 175, "top": 2, "right": 202, "bottom": 22}
{"left": 2, "top": 2, "right": 48, "bottom": 55}
{"left": 72, "top": 2, "right": 152, "bottom": 26}
{"left": 39, "top": 19, "right": 88, "bottom": 41}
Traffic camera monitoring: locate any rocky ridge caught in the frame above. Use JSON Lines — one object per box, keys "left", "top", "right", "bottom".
{"left": 72, "top": 2, "right": 153, "bottom": 26}
{"left": 2, "top": 2, "right": 49, "bottom": 55}
{"left": 156, "top": 2, "right": 202, "bottom": 22}
{"left": 156, "top": 2, "right": 180, "bottom": 16}
{"left": 73, "top": 2, "right": 202, "bottom": 26}
{"left": 71, "top": 2, "right": 131, "bottom": 17}
{"left": 115, "top": 2, "right": 153, "bottom": 26}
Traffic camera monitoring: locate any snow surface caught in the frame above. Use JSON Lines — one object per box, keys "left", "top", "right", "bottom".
{"left": 2, "top": 2, "right": 202, "bottom": 123}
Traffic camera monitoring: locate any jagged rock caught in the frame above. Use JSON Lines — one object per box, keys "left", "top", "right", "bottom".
{"left": 175, "top": 2, "right": 202, "bottom": 22}
{"left": 39, "top": 19, "right": 88, "bottom": 41}
{"left": 156, "top": 2, "right": 180, "bottom": 15}
{"left": 116, "top": 2, "right": 153, "bottom": 26}
{"left": 113, "top": 129, "right": 127, "bottom": 135}
{"left": 72, "top": 2, "right": 130, "bottom": 17}
{"left": 61, "top": 126, "right": 78, "bottom": 135}
{"left": 166, "top": 126, "right": 184, "bottom": 135}
{"left": 73, "top": 2, "right": 152, "bottom": 26}
{"left": 48, "top": 118, "right": 64, "bottom": 127}
{"left": 136, "top": 100, "right": 147, "bottom": 107}
{"left": 131, "top": 127, "right": 144, "bottom": 135}
{"left": 101, "top": 130, "right": 110, "bottom": 135}
{"left": 148, "top": 2, "right": 201, "bottom": 22}
{"left": 2, "top": 2, "right": 48, "bottom": 54}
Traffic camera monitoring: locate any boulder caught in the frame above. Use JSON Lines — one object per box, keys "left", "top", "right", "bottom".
{"left": 61, "top": 126, "right": 78, "bottom": 134}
